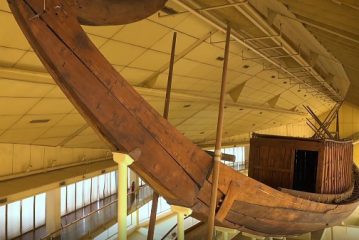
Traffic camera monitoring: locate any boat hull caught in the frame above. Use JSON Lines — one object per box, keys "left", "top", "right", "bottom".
{"left": 8, "top": 0, "right": 359, "bottom": 236}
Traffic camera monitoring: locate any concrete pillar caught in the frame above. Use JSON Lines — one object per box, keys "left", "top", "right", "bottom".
{"left": 171, "top": 205, "right": 192, "bottom": 240}
{"left": 113, "top": 152, "right": 134, "bottom": 240}
{"left": 46, "top": 188, "right": 61, "bottom": 236}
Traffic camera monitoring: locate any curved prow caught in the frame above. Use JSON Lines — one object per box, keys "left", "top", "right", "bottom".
{"left": 8, "top": 0, "right": 212, "bottom": 208}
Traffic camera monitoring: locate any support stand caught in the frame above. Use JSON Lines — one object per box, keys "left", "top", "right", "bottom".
{"left": 113, "top": 153, "right": 134, "bottom": 240}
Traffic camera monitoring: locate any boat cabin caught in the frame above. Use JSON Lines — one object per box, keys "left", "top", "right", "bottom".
{"left": 248, "top": 133, "right": 353, "bottom": 194}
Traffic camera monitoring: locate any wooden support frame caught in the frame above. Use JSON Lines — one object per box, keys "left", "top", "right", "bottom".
{"left": 207, "top": 23, "right": 231, "bottom": 240}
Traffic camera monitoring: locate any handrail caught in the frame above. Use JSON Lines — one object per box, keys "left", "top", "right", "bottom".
{"left": 161, "top": 215, "right": 191, "bottom": 240}
{"left": 42, "top": 184, "right": 152, "bottom": 239}
{"left": 226, "top": 162, "right": 245, "bottom": 172}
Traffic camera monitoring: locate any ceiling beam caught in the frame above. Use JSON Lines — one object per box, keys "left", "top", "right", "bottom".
{"left": 230, "top": 1, "right": 342, "bottom": 100}
{"left": 0, "top": 66, "right": 305, "bottom": 115}
{"left": 135, "top": 87, "right": 305, "bottom": 115}
{"left": 58, "top": 124, "right": 89, "bottom": 147}
{"left": 172, "top": 0, "right": 342, "bottom": 102}
{"left": 139, "top": 30, "right": 216, "bottom": 88}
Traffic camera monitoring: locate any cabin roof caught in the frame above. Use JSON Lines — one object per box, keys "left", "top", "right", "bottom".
{"left": 252, "top": 133, "right": 353, "bottom": 144}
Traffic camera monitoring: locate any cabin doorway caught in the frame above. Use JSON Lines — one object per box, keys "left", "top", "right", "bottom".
{"left": 293, "top": 150, "right": 318, "bottom": 193}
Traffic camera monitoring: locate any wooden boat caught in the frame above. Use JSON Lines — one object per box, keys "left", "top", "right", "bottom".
{"left": 8, "top": 0, "right": 359, "bottom": 236}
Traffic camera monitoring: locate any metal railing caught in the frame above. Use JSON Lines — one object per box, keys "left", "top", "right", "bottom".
{"left": 42, "top": 185, "right": 153, "bottom": 239}
{"left": 161, "top": 216, "right": 200, "bottom": 240}
{"left": 224, "top": 162, "right": 246, "bottom": 172}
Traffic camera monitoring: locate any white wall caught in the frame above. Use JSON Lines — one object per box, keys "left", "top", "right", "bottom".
{"left": 0, "top": 143, "right": 110, "bottom": 178}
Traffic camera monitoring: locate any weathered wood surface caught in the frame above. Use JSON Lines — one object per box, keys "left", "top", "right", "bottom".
{"left": 249, "top": 135, "right": 323, "bottom": 191}
{"left": 8, "top": 0, "right": 359, "bottom": 236}
{"left": 205, "top": 151, "right": 236, "bottom": 162}
{"left": 322, "top": 140, "right": 353, "bottom": 194}
{"left": 67, "top": 0, "right": 168, "bottom": 25}
{"left": 279, "top": 184, "right": 354, "bottom": 204}
{"left": 249, "top": 134, "right": 352, "bottom": 195}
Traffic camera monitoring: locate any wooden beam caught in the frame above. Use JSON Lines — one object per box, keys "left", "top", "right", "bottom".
{"left": 147, "top": 32, "right": 177, "bottom": 240}
{"left": 147, "top": 192, "right": 159, "bottom": 240}
{"left": 207, "top": 23, "right": 231, "bottom": 240}
{"left": 205, "top": 151, "right": 236, "bottom": 162}
{"left": 336, "top": 111, "right": 340, "bottom": 140}
{"left": 304, "top": 105, "right": 333, "bottom": 139}
{"left": 163, "top": 32, "right": 177, "bottom": 119}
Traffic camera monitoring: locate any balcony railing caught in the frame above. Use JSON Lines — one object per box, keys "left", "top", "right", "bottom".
{"left": 42, "top": 185, "right": 153, "bottom": 239}
{"left": 161, "top": 216, "right": 200, "bottom": 240}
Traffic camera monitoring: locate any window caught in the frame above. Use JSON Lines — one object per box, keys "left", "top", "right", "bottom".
{"left": 138, "top": 197, "right": 170, "bottom": 223}
{"left": 0, "top": 206, "right": 5, "bottom": 240}
{"left": 61, "top": 171, "right": 118, "bottom": 216}
{"left": 98, "top": 175, "right": 105, "bottom": 199}
{"left": 66, "top": 184, "right": 76, "bottom": 213}
{"left": 35, "top": 193, "right": 46, "bottom": 228}
{"left": 61, "top": 187, "right": 67, "bottom": 216}
{"left": 157, "top": 197, "right": 170, "bottom": 215}
{"left": 22, "top": 197, "right": 34, "bottom": 233}
{"left": 110, "top": 172, "right": 117, "bottom": 194}
{"left": 76, "top": 181, "right": 84, "bottom": 209}
{"left": 7, "top": 201, "right": 20, "bottom": 239}
{"left": 0, "top": 193, "right": 46, "bottom": 240}
{"left": 221, "top": 146, "right": 245, "bottom": 164}
{"left": 139, "top": 177, "right": 146, "bottom": 187}
{"left": 138, "top": 201, "right": 152, "bottom": 223}
{"left": 84, "top": 179, "right": 91, "bottom": 206}
{"left": 91, "top": 177, "right": 99, "bottom": 202}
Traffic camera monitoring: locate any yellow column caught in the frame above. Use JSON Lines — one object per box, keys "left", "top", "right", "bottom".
{"left": 113, "top": 152, "right": 134, "bottom": 240}
{"left": 171, "top": 205, "right": 192, "bottom": 240}
{"left": 46, "top": 188, "right": 61, "bottom": 236}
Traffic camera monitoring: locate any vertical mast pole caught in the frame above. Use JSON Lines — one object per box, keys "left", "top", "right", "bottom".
{"left": 207, "top": 23, "right": 231, "bottom": 240}
{"left": 147, "top": 31, "right": 177, "bottom": 240}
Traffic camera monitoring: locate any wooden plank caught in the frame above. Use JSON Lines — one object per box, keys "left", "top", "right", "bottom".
{"left": 147, "top": 192, "right": 159, "bottom": 240}
{"left": 226, "top": 210, "right": 330, "bottom": 236}
{"left": 24, "top": 0, "right": 212, "bottom": 188}
{"left": 68, "top": 0, "right": 167, "bottom": 26}
{"left": 230, "top": 200, "right": 352, "bottom": 225}
{"left": 10, "top": 0, "right": 199, "bottom": 206}
{"left": 216, "top": 181, "right": 240, "bottom": 222}
{"left": 205, "top": 151, "right": 236, "bottom": 162}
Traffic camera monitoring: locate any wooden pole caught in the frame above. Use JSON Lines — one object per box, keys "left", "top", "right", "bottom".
{"left": 163, "top": 32, "right": 177, "bottom": 120}
{"left": 335, "top": 110, "right": 340, "bottom": 140}
{"left": 304, "top": 105, "right": 333, "bottom": 139}
{"left": 207, "top": 23, "right": 231, "bottom": 240}
{"left": 147, "top": 32, "right": 177, "bottom": 240}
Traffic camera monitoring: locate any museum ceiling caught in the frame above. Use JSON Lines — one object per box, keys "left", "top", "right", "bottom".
{"left": 0, "top": 0, "right": 357, "bottom": 148}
